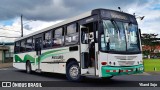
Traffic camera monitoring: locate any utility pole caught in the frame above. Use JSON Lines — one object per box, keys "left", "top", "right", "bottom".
{"left": 21, "top": 14, "right": 23, "bottom": 37}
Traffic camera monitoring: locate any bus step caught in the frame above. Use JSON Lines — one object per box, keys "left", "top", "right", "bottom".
{"left": 88, "top": 67, "right": 94, "bottom": 74}
{"left": 81, "top": 72, "right": 94, "bottom": 75}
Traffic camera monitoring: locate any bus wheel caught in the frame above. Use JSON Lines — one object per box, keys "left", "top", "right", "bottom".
{"left": 26, "top": 61, "right": 32, "bottom": 74}
{"left": 66, "top": 61, "right": 82, "bottom": 81}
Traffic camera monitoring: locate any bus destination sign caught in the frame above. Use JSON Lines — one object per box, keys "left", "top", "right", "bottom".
{"left": 110, "top": 12, "right": 128, "bottom": 20}
{"left": 101, "top": 10, "right": 129, "bottom": 20}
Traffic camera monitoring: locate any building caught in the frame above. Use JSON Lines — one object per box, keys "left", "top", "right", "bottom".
{"left": 142, "top": 45, "right": 160, "bottom": 58}
{"left": 142, "top": 45, "right": 160, "bottom": 53}
{"left": 0, "top": 42, "right": 14, "bottom": 63}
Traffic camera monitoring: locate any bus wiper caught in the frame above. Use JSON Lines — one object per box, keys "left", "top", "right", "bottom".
{"left": 111, "top": 20, "right": 120, "bottom": 32}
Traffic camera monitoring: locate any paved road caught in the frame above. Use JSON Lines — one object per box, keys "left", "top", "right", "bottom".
{"left": 0, "top": 68, "right": 160, "bottom": 90}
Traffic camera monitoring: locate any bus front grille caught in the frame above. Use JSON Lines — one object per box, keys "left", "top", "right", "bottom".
{"left": 118, "top": 61, "right": 135, "bottom": 66}
{"left": 115, "top": 56, "right": 137, "bottom": 60}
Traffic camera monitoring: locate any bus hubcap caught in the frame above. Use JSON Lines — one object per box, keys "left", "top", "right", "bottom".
{"left": 69, "top": 65, "right": 79, "bottom": 78}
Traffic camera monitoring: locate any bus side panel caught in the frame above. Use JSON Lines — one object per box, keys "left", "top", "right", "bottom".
{"left": 40, "top": 63, "right": 55, "bottom": 72}
{"left": 13, "top": 53, "right": 27, "bottom": 70}
{"left": 13, "top": 63, "right": 26, "bottom": 70}
{"left": 39, "top": 46, "right": 80, "bottom": 74}
{"left": 13, "top": 51, "right": 37, "bottom": 71}
{"left": 53, "top": 48, "right": 80, "bottom": 74}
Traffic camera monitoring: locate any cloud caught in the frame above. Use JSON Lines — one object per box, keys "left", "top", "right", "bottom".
{"left": 124, "top": 0, "right": 160, "bottom": 36}
{"left": 24, "top": 25, "right": 32, "bottom": 30}
{"left": 0, "top": 0, "right": 160, "bottom": 42}
{"left": 0, "top": 0, "right": 151, "bottom": 21}
{"left": 0, "top": 18, "right": 63, "bottom": 42}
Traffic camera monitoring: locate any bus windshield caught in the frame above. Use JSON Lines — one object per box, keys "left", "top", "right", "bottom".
{"left": 100, "top": 20, "right": 140, "bottom": 52}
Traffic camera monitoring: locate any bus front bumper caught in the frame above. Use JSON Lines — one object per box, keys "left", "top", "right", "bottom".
{"left": 101, "top": 64, "right": 144, "bottom": 77}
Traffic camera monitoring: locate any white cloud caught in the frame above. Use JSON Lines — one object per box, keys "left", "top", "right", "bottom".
{"left": 0, "top": 18, "right": 63, "bottom": 42}
{"left": 125, "top": 0, "right": 160, "bottom": 36}
{"left": 0, "top": 0, "right": 160, "bottom": 42}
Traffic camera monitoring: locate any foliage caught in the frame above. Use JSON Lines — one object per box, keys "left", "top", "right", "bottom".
{"left": 141, "top": 33, "right": 160, "bottom": 54}
{"left": 143, "top": 50, "right": 150, "bottom": 56}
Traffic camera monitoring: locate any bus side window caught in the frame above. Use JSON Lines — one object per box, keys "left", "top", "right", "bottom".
{"left": 43, "top": 31, "right": 52, "bottom": 48}
{"left": 20, "top": 40, "right": 26, "bottom": 52}
{"left": 52, "top": 28, "right": 64, "bottom": 47}
{"left": 26, "top": 37, "right": 33, "bottom": 51}
{"left": 65, "top": 23, "right": 78, "bottom": 45}
{"left": 81, "top": 27, "right": 89, "bottom": 44}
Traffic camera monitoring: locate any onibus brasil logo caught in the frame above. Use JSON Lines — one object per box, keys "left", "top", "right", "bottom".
{"left": 1, "top": 82, "right": 42, "bottom": 87}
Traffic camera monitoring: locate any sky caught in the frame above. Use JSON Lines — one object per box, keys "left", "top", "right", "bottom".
{"left": 0, "top": 0, "right": 160, "bottom": 42}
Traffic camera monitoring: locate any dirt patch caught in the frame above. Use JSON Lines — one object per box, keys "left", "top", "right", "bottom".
{"left": 0, "top": 63, "right": 13, "bottom": 68}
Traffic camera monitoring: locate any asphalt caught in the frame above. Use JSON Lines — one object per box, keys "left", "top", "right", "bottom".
{"left": 0, "top": 68, "right": 160, "bottom": 90}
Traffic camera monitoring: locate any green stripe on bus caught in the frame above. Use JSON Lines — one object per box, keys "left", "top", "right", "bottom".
{"left": 40, "top": 52, "right": 68, "bottom": 60}
{"left": 14, "top": 49, "right": 68, "bottom": 63}
{"left": 40, "top": 49, "right": 66, "bottom": 59}
{"left": 15, "top": 55, "right": 23, "bottom": 62}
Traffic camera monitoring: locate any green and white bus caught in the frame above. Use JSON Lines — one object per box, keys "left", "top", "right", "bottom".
{"left": 13, "top": 8, "right": 144, "bottom": 81}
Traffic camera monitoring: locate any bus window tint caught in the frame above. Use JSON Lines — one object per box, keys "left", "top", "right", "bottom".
{"left": 65, "top": 23, "right": 78, "bottom": 45}
{"left": 52, "top": 28, "right": 64, "bottom": 47}
{"left": 43, "top": 31, "right": 52, "bottom": 48}
{"left": 26, "top": 37, "right": 33, "bottom": 51}
{"left": 20, "top": 40, "right": 26, "bottom": 52}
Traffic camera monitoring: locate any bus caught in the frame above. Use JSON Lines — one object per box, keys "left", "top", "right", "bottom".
{"left": 13, "top": 8, "right": 144, "bottom": 81}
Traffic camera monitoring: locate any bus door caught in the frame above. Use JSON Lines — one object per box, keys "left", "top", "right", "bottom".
{"left": 35, "top": 37, "right": 42, "bottom": 72}
{"left": 80, "top": 21, "right": 98, "bottom": 76}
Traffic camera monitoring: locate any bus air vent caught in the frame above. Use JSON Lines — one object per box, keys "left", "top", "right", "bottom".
{"left": 115, "top": 56, "right": 137, "bottom": 60}
{"left": 118, "top": 61, "right": 135, "bottom": 66}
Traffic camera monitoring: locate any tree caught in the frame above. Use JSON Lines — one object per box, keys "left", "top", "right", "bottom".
{"left": 141, "top": 33, "right": 160, "bottom": 58}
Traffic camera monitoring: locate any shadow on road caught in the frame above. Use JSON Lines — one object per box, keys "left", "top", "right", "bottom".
{"left": 15, "top": 70, "right": 135, "bottom": 87}
{"left": 16, "top": 70, "right": 67, "bottom": 80}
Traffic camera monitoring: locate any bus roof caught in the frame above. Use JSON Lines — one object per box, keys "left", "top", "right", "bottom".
{"left": 15, "top": 10, "right": 92, "bottom": 42}
{"left": 15, "top": 8, "right": 135, "bottom": 42}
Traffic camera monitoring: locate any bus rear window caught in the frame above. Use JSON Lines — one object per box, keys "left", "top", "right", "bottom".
{"left": 20, "top": 40, "right": 26, "bottom": 52}
{"left": 14, "top": 42, "right": 20, "bottom": 53}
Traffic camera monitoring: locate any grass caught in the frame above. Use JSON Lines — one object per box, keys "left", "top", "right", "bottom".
{"left": 143, "top": 59, "right": 160, "bottom": 72}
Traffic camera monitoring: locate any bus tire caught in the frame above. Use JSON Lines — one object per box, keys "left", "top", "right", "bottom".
{"left": 66, "top": 61, "right": 83, "bottom": 81}
{"left": 26, "top": 61, "right": 32, "bottom": 74}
